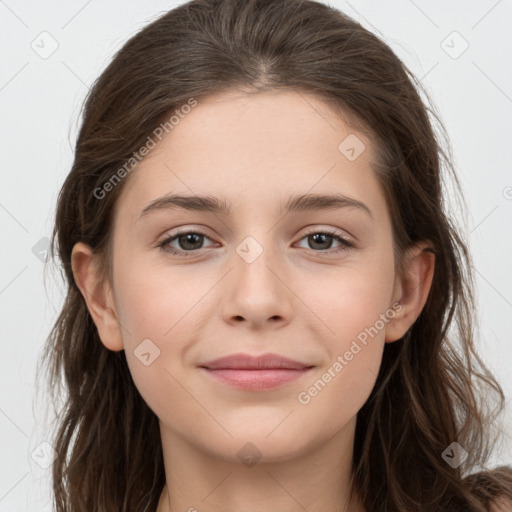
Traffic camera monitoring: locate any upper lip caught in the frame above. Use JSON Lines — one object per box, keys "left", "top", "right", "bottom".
{"left": 199, "top": 353, "right": 314, "bottom": 370}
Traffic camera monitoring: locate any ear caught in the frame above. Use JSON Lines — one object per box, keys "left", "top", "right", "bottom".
{"left": 385, "top": 241, "right": 435, "bottom": 343}
{"left": 71, "top": 242, "right": 124, "bottom": 351}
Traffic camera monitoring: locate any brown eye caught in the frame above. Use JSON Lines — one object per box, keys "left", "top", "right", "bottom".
{"left": 296, "top": 230, "right": 355, "bottom": 253}
{"left": 159, "top": 230, "right": 215, "bottom": 256}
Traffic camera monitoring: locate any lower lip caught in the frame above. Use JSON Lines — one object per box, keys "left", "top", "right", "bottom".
{"left": 200, "top": 368, "right": 313, "bottom": 391}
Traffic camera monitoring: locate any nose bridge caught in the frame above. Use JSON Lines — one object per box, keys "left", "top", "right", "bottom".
{"left": 219, "top": 229, "right": 293, "bottom": 325}
{"left": 233, "top": 231, "right": 282, "bottom": 290}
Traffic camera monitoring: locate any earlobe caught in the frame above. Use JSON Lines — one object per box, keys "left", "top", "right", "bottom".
{"left": 385, "top": 241, "right": 435, "bottom": 343}
{"left": 71, "top": 242, "right": 124, "bottom": 352}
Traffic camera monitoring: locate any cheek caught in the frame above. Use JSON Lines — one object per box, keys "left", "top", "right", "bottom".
{"left": 295, "top": 255, "right": 395, "bottom": 396}
{"left": 113, "top": 247, "right": 207, "bottom": 347}
{"left": 297, "top": 251, "right": 396, "bottom": 342}
{"left": 115, "top": 270, "right": 203, "bottom": 424}
{"left": 295, "top": 345, "right": 382, "bottom": 441}
{"left": 295, "top": 268, "right": 394, "bottom": 412}
{"left": 112, "top": 249, "right": 240, "bottom": 417}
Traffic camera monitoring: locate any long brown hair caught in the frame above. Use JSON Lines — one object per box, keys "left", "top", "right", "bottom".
{"left": 38, "top": 0, "right": 512, "bottom": 510}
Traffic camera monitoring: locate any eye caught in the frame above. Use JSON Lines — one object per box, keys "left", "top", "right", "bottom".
{"left": 158, "top": 229, "right": 216, "bottom": 257}
{"left": 295, "top": 228, "right": 355, "bottom": 254}
{"left": 158, "top": 227, "right": 356, "bottom": 257}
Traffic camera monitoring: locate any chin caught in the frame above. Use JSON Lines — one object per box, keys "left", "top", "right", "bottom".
{"left": 201, "top": 423, "right": 318, "bottom": 464}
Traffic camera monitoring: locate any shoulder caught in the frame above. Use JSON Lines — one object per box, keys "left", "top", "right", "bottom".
{"left": 489, "top": 496, "right": 512, "bottom": 512}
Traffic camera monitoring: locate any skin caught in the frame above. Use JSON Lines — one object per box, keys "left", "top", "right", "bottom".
{"left": 72, "top": 89, "right": 435, "bottom": 512}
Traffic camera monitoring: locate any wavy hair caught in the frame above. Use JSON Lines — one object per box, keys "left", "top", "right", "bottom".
{"left": 39, "top": 0, "right": 512, "bottom": 510}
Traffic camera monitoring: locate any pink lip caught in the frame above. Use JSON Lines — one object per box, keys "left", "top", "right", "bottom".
{"left": 199, "top": 353, "right": 314, "bottom": 391}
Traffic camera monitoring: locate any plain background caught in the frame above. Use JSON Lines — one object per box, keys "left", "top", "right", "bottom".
{"left": 1, "top": 1, "right": 511, "bottom": 510}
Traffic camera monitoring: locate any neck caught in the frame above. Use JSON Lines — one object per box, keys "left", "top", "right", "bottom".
{"left": 155, "top": 416, "right": 365, "bottom": 512}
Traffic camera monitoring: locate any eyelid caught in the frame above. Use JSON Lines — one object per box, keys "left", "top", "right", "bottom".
{"left": 300, "top": 225, "right": 354, "bottom": 243}
{"left": 158, "top": 226, "right": 216, "bottom": 250}
{"left": 158, "top": 225, "right": 353, "bottom": 243}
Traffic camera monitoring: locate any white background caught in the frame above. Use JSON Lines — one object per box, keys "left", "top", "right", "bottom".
{"left": 1, "top": 1, "right": 511, "bottom": 510}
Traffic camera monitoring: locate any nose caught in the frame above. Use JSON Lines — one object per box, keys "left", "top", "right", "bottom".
{"left": 219, "top": 237, "right": 294, "bottom": 330}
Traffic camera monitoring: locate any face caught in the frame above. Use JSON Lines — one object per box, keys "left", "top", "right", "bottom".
{"left": 79, "top": 89, "right": 412, "bottom": 463}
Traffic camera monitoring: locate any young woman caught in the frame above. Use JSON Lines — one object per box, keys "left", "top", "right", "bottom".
{"left": 41, "top": 0, "right": 512, "bottom": 510}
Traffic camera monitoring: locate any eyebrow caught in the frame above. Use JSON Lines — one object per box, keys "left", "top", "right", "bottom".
{"left": 138, "top": 192, "right": 373, "bottom": 220}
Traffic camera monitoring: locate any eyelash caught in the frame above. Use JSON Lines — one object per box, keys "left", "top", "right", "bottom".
{"left": 158, "top": 228, "right": 356, "bottom": 257}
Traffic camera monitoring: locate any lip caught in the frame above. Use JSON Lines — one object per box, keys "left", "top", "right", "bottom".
{"left": 198, "top": 353, "right": 315, "bottom": 391}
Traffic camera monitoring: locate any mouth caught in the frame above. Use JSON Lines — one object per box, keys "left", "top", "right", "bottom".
{"left": 198, "top": 353, "right": 315, "bottom": 391}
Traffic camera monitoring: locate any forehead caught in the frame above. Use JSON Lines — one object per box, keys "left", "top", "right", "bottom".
{"left": 114, "top": 89, "right": 385, "bottom": 223}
